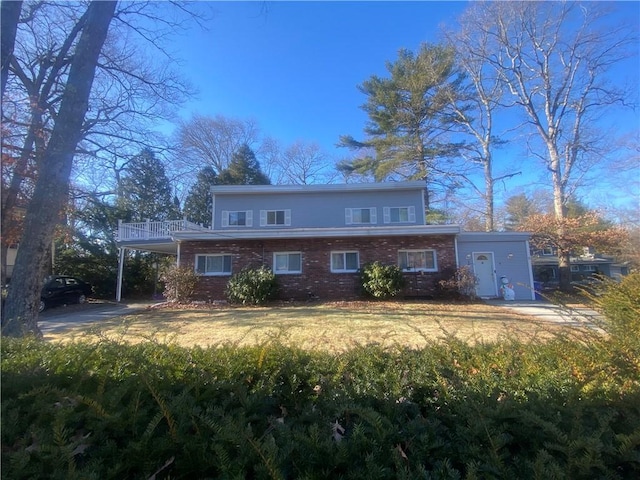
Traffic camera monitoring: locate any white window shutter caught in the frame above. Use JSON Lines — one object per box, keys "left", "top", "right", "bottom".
{"left": 260, "top": 210, "right": 267, "bottom": 227}
{"left": 383, "top": 207, "right": 390, "bottom": 224}
{"left": 285, "top": 209, "right": 291, "bottom": 226}
{"left": 345, "top": 208, "right": 352, "bottom": 225}
{"left": 221, "top": 211, "right": 229, "bottom": 227}
{"left": 408, "top": 206, "right": 416, "bottom": 223}
{"left": 370, "top": 208, "right": 377, "bottom": 224}
{"left": 246, "top": 210, "right": 253, "bottom": 227}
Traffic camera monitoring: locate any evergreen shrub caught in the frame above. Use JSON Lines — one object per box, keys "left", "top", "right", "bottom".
{"left": 2, "top": 276, "right": 640, "bottom": 478}
{"left": 594, "top": 272, "right": 640, "bottom": 338}
{"left": 3, "top": 333, "right": 639, "bottom": 479}
{"left": 360, "top": 261, "right": 406, "bottom": 299}
{"left": 226, "top": 265, "right": 278, "bottom": 305}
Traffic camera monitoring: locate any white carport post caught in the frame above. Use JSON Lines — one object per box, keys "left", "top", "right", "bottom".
{"left": 116, "top": 247, "right": 126, "bottom": 302}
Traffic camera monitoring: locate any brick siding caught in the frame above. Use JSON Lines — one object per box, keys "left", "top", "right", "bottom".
{"left": 180, "top": 235, "right": 457, "bottom": 302}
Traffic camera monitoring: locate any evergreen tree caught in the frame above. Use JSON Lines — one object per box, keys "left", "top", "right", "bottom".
{"left": 183, "top": 166, "right": 218, "bottom": 227}
{"left": 504, "top": 194, "right": 540, "bottom": 231}
{"left": 218, "top": 144, "right": 270, "bottom": 185}
{"left": 118, "top": 149, "right": 180, "bottom": 221}
{"left": 338, "top": 43, "right": 465, "bottom": 209}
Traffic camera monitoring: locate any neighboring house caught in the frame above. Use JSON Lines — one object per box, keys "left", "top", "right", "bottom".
{"left": 531, "top": 247, "right": 629, "bottom": 288}
{"left": 116, "top": 182, "right": 536, "bottom": 301}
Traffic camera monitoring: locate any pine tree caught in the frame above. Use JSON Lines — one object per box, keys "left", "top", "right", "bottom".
{"left": 504, "top": 194, "right": 540, "bottom": 231}
{"left": 338, "top": 43, "right": 465, "bottom": 208}
{"left": 118, "top": 149, "right": 180, "bottom": 221}
{"left": 183, "top": 166, "right": 218, "bottom": 227}
{"left": 218, "top": 144, "right": 270, "bottom": 185}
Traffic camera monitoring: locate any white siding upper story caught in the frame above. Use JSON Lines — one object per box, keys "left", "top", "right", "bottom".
{"left": 211, "top": 181, "right": 427, "bottom": 230}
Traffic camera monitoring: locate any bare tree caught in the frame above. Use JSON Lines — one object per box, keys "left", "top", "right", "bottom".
{"left": 2, "top": 1, "right": 117, "bottom": 337}
{"left": 175, "top": 114, "right": 262, "bottom": 178}
{"left": 457, "top": 1, "right": 638, "bottom": 289}
{"left": 1, "top": 1, "right": 206, "bottom": 336}
{"left": 267, "top": 140, "right": 335, "bottom": 185}
{"left": 1, "top": 1, "right": 202, "bottom": 287}
{"left": 445, "top": 22, "right": 522, "bottom": 232}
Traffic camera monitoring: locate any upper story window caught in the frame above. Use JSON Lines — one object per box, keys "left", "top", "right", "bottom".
{"left": 398, "top": 249, "right": 437, "bottom": 272}
{"left": 273, "top": 252, "right": 302, "bottom": 274}
{"left": 260, "top": 209, "right": 291, "bottom": 226}
{"left": 541, "top": 247, "right": 554, "bottom": 256}
{"left": 195, "top": 254, "right": 232, "bottom": 276}
{"left": 345, "top": 207, "right": 376, "bottom": 225}
{"left": 222, "top": 210, "right": 253, "bottom": 227}
{"left": 383, "top": 206, "right": 416, "bottom": 224}
{"left": 331, "top": 251, "right": 359, "bottom": 273}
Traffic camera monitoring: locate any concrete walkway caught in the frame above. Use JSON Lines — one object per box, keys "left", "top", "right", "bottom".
{"left": 486, "top": 299, "right": 604, "bottom": 328}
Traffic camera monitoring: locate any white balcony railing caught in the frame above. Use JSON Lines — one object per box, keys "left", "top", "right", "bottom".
{"left": 116, "top": 218, "right": 207, "bottom": 242}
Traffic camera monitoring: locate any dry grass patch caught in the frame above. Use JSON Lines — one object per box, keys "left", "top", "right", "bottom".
{"left": 43, "top": 301, "right": 579, "bottom": 351}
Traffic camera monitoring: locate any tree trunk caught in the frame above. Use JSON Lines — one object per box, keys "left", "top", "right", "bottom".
{"left": 1, "top": 0, "right": 23, "bottom": 287}
{"left": 1, "top": 0, "right": 21, "bottom": 100}
{"left": 484, "top": 149, "right": 494, "bottom": 232}
{"left": 2, "top": 1, "right": 116, "bottom": 337}
{"left": 549, "top": 146, "right": 572, "bottom": 292}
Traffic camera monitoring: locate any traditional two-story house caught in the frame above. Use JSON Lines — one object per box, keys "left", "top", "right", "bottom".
{"left": 116, "top": 181, "right": 536, "bottom": 301}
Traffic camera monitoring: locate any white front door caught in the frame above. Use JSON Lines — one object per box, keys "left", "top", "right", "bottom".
{"left": 473, "top": 252, "right": 497, "bottom": 298}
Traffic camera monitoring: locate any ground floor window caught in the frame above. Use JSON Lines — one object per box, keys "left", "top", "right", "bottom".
{"left": 274, "top": 252, "right": 302, "bottom": 274}
{"left": 331, "top": 251, "right": 359, "bottom": 273}
{"left": 195, "top": 254, "right": 232, "bottom": 275}
{"left": 398, "top": 249, "right": 437, "bottom": 272}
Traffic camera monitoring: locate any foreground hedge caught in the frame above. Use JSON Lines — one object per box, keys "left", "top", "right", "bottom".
{"left": 2, "top": 275, "right": 639, "bottom": 479}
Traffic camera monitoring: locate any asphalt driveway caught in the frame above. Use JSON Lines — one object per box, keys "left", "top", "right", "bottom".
{"left": 39, "top": 300, "right": 155, "bottom": 333}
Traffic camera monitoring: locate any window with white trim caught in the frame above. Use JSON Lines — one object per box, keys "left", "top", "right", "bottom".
{"left": 345, "top": 207, "right": 376, "bottom": 225}
{"left": 195, "top": 254, "right": 232, "bottom": 276}
{"left": 222, "top": 210, "right": 253, "bottom": 227}
{"left": 542, "top": 247, "right": 554, "bottom": 256}
{"left": 571, "top": 265, "right": 580, "bottom": 272}
{"left": 383, "top": 206, "right": 416, "bottom": 224}
{"left": 260, "top": 209, "right": 291, "bottom": 226}
{"left": 331, "top": 251, "right": 359, "bottom": 273}
{"left": 583, "top": 265, "right": 598, "bottom": 272}
{"left": 398, "top": 250, "right": 437, "bottom": 272}
{"left": 273, "top": 252, "right": 302, "bottom": 274}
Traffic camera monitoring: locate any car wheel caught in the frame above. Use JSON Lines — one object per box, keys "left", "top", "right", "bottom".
{"left": 39, "top": 300, "right": 45, "bottom": 313}
{"left": 77, "top": 294, "right": 87, "bottom": 305}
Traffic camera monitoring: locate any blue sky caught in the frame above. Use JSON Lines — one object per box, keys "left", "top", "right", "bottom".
{"left": 174, "top": 2, "right": 467, "bottom": 149}
{"left": 166, "top": 1, "right": 639, "bottom": 214}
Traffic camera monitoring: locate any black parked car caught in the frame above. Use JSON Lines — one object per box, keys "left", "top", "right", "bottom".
{"left": 40, "top": 275, "right": 93, "bottom": 312}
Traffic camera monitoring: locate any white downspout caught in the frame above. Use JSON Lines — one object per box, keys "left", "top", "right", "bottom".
{"left": 211, "top": 193, "right": 216, "bottom": 230}
{"left": 525, "top": 239, "right": 536, "bottom": 300}
{"left": 454, "top": 235, "right": 460, "bottom": 269}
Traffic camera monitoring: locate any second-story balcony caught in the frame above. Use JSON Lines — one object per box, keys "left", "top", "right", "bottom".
{"left": 116, "top": 218, "right": 208, "bottom": 242}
